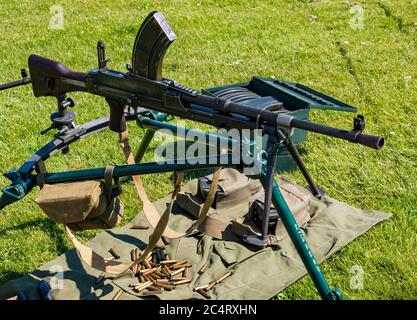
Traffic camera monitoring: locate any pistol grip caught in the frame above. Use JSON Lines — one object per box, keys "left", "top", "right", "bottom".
{"left": 107, "top": 98, "right": 126, "bottom": 132}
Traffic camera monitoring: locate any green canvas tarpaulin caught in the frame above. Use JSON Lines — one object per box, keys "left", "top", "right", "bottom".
{"left": 0, "top": 176, "right": 390, "bottom": 300}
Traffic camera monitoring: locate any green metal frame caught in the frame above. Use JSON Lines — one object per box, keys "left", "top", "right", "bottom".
{"left": 0, "top": 112, "right": 343, "bottom": 300}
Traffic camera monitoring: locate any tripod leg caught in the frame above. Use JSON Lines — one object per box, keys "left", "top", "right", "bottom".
{"left": 265, "top": 176, "right": 343, "bottom": 300}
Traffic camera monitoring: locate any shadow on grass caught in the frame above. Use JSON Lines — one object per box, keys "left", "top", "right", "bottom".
{"left": 0, "top": 218, "right": 69, "bottom": 255}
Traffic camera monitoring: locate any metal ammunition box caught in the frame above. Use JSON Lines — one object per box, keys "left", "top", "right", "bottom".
{"left": 202, "top": 77, "right": 357, "bottom": 172}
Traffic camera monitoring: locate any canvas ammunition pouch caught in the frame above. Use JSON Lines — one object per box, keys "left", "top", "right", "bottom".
{"left": 198, "top": 168, "right": 263, "bottom": 210}
{"left": 176, "top": 168, "right": 311, "bottom": 243}
{"left": 35, "top": 166, "right": 124, "bottom": 231}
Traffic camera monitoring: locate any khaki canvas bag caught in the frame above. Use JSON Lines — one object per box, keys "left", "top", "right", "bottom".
{"left": 35, "top": 166, "right": 124, "bottom": 230}
{"left": 177, "top": 168, "right": 311, "bottom": 243}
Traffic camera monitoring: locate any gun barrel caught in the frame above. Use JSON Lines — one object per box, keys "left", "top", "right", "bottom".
{"left": 181, "top": 93, "right": 384, "bottom": 150}
{"left": 354, "top": 133, "right": 385, "bottom": 150}
{"left": 289, "top": 117, "right": 384, "bottom": 150}
{"left": 0, "top": 78, "right": 31, "bottom": 91}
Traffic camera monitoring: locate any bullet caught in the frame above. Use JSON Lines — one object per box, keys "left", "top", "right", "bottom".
{"left": 162, "top": 266, "right": 171, "bottom": 277}
{"left": 144, "top": 260, "right": 152, "bottom": 269}
{"left": 198, "top": 262, "right": 208, "bottom": 274}
{"left": 149, "top": 272, "right": 161, "bottom": 280}
{"left": 160, "top": 259, "right": 177, "bottom": 265}
{"left": 142, "top": 267, "right": 159, "bottom": 275}
{"left": 135, "top": 248, "right": 142, "bottom": 257}
{"left": 170, "top": 267, "right": 185, "bottom": 277}
{"left": 197, "top": 289, "right": 211, "bottom": 299}
{"left": 133, "top": 281, "right": 153, "bottom": 292}
{"left": 216, "top": 272, "right": 232, "bottom": 284}
{"left": 171, "top": 277, "right": 189, "bottom": 281}
{"left": 141, "top": 289, "right": 163, "bottom": 295}
{"left": 139, "top": 275, "right": 146, "bottom": 283}
{"left": 171, "top": 259, "right": 188, "bottom": 268}
{"left": 155, "top": 282, "right": 174, "bottom": 291}
{"left": 108, "top": 248, "right": 120, "bottom": 259}
{"left": 130, "top": 249, "right": 135, "bottom": 262}
{"left": 206, "top": 281, "right": 217, "bottom": 291}
{"left": 142, "top": 274, "right": 152, "bottom": 282}
{"left": 112, "top": 289, "right": 124, "bottom": 300}
{"left": 184, "top": 267, "right": 190, "bottom": 279}
{"left": 161, "top": 236, "right": 170, "bottom": 245}
{"left": 193, "top": 284, "right": 210, "bottom": 291}
{"left": 156, "top": 279, "right": 171, "bottom": 284}
{"left": 139, "top": 266, "right": 154, "bottom": 274}
{"left": 174, "top": 279, "right": 191, "bottom": 286}
{"left": 147, "top": 285, "right": 163, "bottom": 292}
{"left": 206, "top": 272, "right": 232, "bottom": 290}
{"left": 172, "top": 263, "right": 191, "bottom": 270}
{"left": 155, "top": 270, "right": 166, "bottom": 278}
{"left": 130, "top": 224, "right": 149, "bottom": 230}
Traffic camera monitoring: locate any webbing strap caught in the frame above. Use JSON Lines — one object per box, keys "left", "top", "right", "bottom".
{"left": 64, "top": 225, "right": 132, "bottom": 273}
{"left": 103, "top": 166, "right": 115, "bottom": 202}
{"left": 118, "top": 129, "right": 221, "bottom": 240}
{"left": 63, "top": 165, "right": 133, "bottom": 274}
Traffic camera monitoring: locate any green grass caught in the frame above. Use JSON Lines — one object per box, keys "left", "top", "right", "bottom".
{"left": 0, "top": 0, "right": 416, "bottom": 300}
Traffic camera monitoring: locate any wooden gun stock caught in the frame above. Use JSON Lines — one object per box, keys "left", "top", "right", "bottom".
{"left": 28, "top": 54, "right": 87, "bottom": 97}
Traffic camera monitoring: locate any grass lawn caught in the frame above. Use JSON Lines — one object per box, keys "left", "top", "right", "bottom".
{"left": 0, "top": 0, "right": 416, "bottom": 299}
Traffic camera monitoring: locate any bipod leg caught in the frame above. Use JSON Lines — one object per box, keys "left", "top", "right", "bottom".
{"left": 281, "top": 133, "right": 325, "bottom": 198}
{"left": 243, "top": 134, "right": 279, "bottom": 247}
{"left": 267, "top": 177, "right": 343, "bottom": 300}
{"left": 134, "top": 129, "right": 156, "bottom": 163}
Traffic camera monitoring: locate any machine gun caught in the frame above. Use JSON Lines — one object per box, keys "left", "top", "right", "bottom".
{"left": 0, "top": 12, "right": 384, "bottom": 300}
